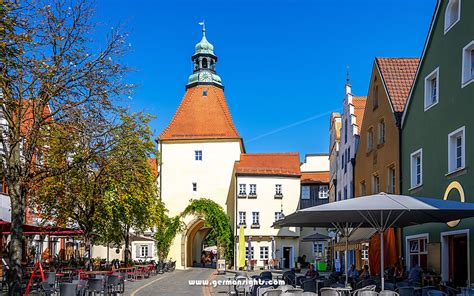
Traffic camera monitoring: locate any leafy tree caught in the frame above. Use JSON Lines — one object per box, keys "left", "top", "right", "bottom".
{"left": 182, "top": 199, "right": 234, "bottom": 262}
{"left": 1, "top": 1, "right": 132, "bottom": 293}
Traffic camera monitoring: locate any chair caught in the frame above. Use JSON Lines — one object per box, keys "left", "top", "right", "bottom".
{"left": 358, "top": 291, "right": 379, "bottom": 296}
{"left": 44, "top": 272, "right": 57, "bottom": 287}
{"left": 302, "top": 280, "right": 317, "bottom": 293}
{"left": 384, "top": 283, "right": 396, "bottom": 291}
{"left": 59, "top": 282, "right": 78, "bottom": 296}
{"left": 285, "top": 288, "right": 304, "bottom": 295}
{"left": 282, "top": 271, "right": 297, "bottom": 286}
{"left": 106, "top": 274, "right": 119, "bottom": 294}
{"left": 321, "top": 287, "right": 341, "bottom": 296}
{"left": 87, "top": 278, "right": 105, "bottom": 295}
{"left": 397, "top": 287, "right": 415, "bottom": 296}
{"left": 72, "top": 280, "right": 87, "bottom": 296}
{"left": 427, "top": 291, "right": 448, "bottom": 296}
{"left": 41, "top": 282, "right": 55, "bottom": 296}
{"left": 261, "top": 289, "right": 283, "bottom": 296}
{"left": 235, "top": 275, "right": 249, "bottom": 295}
{"left": 302, "top": 293, "right": 318, "bottom": 296}
{"left": 260, "top": 271, "right": 273, "bottom": 280}
{"left": 379, "top": 291, "right": 399, "bottom": 296}
{"left": 422, "top": 286, "right": 437, "bottom": 296}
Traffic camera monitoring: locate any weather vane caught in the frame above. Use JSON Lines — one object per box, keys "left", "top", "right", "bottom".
{"left": 198, "top": 21, "right": 206, "bottom": 37}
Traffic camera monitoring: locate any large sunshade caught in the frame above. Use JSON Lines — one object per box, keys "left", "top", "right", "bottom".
{"left": 273, "top": 193, "right": 474, "bottom": 290}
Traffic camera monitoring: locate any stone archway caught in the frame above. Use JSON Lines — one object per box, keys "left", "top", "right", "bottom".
{"left": 182, "top": 218, "right": 212, "bottom": 267}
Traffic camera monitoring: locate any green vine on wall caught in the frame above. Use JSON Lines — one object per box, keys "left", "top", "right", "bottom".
{"left": 182, "top": 199, "right": 234, "bottom": 262}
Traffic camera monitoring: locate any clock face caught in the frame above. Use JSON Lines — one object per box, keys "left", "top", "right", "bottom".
{"left": 199, "top": 71, "right": 212, "bottom": 82}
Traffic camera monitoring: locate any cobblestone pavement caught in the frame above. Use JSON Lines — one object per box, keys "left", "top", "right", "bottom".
{"left": 124, "top": 268, "right": 214, "bottom": 296}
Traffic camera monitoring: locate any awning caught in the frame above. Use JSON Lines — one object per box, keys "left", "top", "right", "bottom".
{"left": 333, "top": 228, "right": 375, "bottom": 251}
{"left": 301, "top": 232, "right": 331, "bottom": 242}
{"left": 0, "top": 220, "right": 83, "bottom": 236}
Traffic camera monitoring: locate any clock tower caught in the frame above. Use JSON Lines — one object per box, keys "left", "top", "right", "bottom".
{"left": 187, "top": 22, "right": 223, "bottom": 89}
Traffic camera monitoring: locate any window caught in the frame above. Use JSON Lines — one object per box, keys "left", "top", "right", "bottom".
{"left": 275, "top": 211, "right": 284, "bottom": 221}
{"left": 462, "top": 41, "right": 474, "bottom": 86}
{"left": 373, "top": 85, "right": 379, "bottom": 109}
{"left": 407, "top": 236, "right": 428, "bottom": 269}
{"left": 448, "top": 126, "right": 465, "bottom": 173}
{"left": 245, "top": 246, "right": 254, "bottom": 259}
{"left": 139, "top": 245, "right": 149, "bottom": 258}
{"left": 343, "top": 186, "right": 347, "bottom": 200}
{"left": 367, "top": 128, "right": 374, "bottom": 152}
{"left": 238, "top": 211, "right": 246, "bottom": 226}
{"left": 252, "top": 212, "right": 260, "bottom": 226}
{"left": 361, "top": 243, "right": 369, "bottom": 260}
{"left": 260, "top": 246, "right": 269, "bottom": 260}
{"left": 301, "top": 186, "right": 310, "bottom": 200}
{"left": 342, "top": 154, "right": 345, "bottom": 170}
{"left": 444, "top": 0, "right": 460, "bottom": 33}
{"left": 347, "top": 147, "right": 351, "bottom": 163}
{"left": 249, "top": 184, "right": 257, "bottom": 196}
{"left": 192, "top": 182, "right": 197, "bottom": 192}
{"left": 344, "top": 119, "right": 348, "bottom": 143}
{"left": 387, "top": 167, "right": 396, "bottom": 194}
{"left": 378, "top": 120, "right": 385, "bottom": 145}
{"left": 195, "top": 150, "right": 202, "bottom": 161}
{"left": 424, "top": 68, "right": 439, "bottom": 110}
{"left": 275, "top": 184, "right": 282, "bottom": 195}
{"left": 202, "top": 90, "right": 208, "bottom": 96}
{"left": 319, "top": 185, "right": 328, "bottom": 199}
{"left": 410, "top": 149, "right": 423, "bottom": 188}
{"left": 238, "top": 184, "right": 247, "bottom": 196}
{"left": 313, "top": 243, "right": 324, "bottom": 258}
{"left": 372, "top": 174, "right": 380, "bottom": 194}
{"left": 360, "top": 181, "right": 366, "bottom": 196}
{"left": 337, "top": 191, "right": 341, "bottom": 201}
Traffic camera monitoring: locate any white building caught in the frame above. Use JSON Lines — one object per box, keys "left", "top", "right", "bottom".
{"left": 335, "top": 80, "right": 366, "bottom": 201}
{"left": 234, "top": 153, "right": 301, "bottom": 270}
{"left": 329, "top": 113, "right": 341, "bottom": 203}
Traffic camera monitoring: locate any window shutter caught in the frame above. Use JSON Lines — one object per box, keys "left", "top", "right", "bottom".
{"left": 135, "top": 245, "right": 140, "bottom": 258}
{"left": 149, "top": 243, "right": 153, "bottom": 257}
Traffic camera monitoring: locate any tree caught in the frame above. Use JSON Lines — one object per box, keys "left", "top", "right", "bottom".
{"left": 1, "top": 1, "right": 132, "bottom": 293}
{"left": 182, "top": 199, "right": 234, "bottom": 262}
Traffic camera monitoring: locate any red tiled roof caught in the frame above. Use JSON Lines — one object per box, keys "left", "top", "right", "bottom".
{"left": 159, "top": 85, "right": 241, "bottom": 140}
{"left": 376, "top": 58, "right": 420, "bottom": 113}
{"left": 352, "top": 96, "right": 367, "bottom": 130}
{"left": 147, "top": 158, "right": 158, "bottom": 178}
{"left": 235, "top": 153, "right": 301, "bottom": 177}
{"left": 301, "top": 172, "right": 330, "bottom": 184}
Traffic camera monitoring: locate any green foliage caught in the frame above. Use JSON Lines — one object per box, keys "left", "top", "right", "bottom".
{"left": 182, "top": 199, "right": 234, "bottom": 262}
{"left": 154, "top": 213, "right": 183, "bottom": 262}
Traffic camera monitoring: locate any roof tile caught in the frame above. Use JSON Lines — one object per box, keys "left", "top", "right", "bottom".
{"left": 301, "top": 172, "right": 330, "bottom": 184}
{"left": 235, "top": 153, "right": 301, "bottom": 177}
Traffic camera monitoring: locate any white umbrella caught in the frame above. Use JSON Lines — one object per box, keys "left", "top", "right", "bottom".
{"left": 274, "top": 193, "right": 474, "bottom": 290}
{"left": 203, "top": 245, "right": 217, "bottom": 254}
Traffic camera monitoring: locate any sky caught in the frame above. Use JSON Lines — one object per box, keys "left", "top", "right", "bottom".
{"left": 92, "top": 0, "right": 436, "bottom": 159}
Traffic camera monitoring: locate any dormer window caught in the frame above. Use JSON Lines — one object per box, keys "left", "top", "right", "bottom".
{"left": 202, "top": 90, "right": 208, "bottom": 96}
{"left": 444, "top": 0, "right": 461, "bottom": 34}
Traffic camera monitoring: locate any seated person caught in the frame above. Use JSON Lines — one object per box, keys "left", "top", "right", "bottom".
{"left": 297, "top": 263, "right": 319, "bottom": 285}
{"left": 359, "top": 265, "right": 370, "bottom": 279}
{"left": 408, "top": 265, "right": 423, "bottom": 284}
{"left": 394, "top": 262, "right": 406, "bottom": 280}
{"left": 348, "top": 264, "right": 360, "bottom": 279}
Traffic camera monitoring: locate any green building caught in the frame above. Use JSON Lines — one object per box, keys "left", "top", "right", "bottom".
{"left": 401, "top": 0, "right": 474, "bottom": 287}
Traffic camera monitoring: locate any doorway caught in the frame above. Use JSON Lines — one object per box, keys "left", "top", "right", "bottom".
{"left": 283, "top": 246, "right": 293, "bottom": 269}
{"left": 441, "top": 230, "right": 469, "bottom": 287}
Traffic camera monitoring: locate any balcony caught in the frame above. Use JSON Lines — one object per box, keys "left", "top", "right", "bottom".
{"left": 274, "top": 193, "right": 283, "bottom": 199}
{"left": 248, "top": 193, "right": 257, "bottom": 199}
{"left": 251, "top": 223, "right": 260, "bottom": 229}
{"left": 237, "top": 193, "right": 247, "bottom": 198}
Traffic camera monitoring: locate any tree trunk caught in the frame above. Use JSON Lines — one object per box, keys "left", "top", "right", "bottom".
{"left": 124, "top": 225, "right": 130, "bottom": 265}
{"left": 8, "top": 185, "right": 25, "bottom": 296}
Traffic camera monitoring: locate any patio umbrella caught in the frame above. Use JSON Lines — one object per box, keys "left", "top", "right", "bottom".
{"left": 238, "top": 226, "right": 245, "bottom": 268}
{"left": 273, "top": 193, "right": 474, "bottom": 290}
{"left": 247, "top": 236, "right": 252, "bottom": 271}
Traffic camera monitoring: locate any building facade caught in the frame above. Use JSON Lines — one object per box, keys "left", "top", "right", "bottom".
{"left": 355, "top": 58, "right": 419, "bottom": 197}
{"left": 298, "top": 154, "right": 330, "bottom": 265}
{"left": 234, "top": 153, "right": 301, "bottom": 270}
{"left": 157, "top": 27, "right": 244, "bottom": 269}
{"left": 335, "top": 81, "right": 367, "bottom": 201}
{"left": 401, "top": 0, "right": 474, "bottom": 286}
{"left": 329, "top": 114, "right": 341, "bottom": 203}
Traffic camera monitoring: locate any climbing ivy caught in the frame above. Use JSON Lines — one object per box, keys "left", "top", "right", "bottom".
{"left": 182, "top": 199, "right": 234, "bottom": 262}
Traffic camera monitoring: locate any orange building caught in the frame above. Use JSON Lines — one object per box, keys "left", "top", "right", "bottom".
{"left": 355, "top": 58, "right": 419, "bottom": 197}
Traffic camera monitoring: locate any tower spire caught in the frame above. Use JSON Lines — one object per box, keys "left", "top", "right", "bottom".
{"left": 346, "top": 65, "right": 351, "bottom": 85}
{"left": 199, "top": 21, "right": 206, "bottom": 38}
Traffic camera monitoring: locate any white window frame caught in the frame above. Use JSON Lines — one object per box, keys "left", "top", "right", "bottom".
{"left": 239, "top": 184, "right": 247, "bottom": 196}
{"left": 238, "top": 211, "right": 246, "bottom": 226}
{"left": 424, "top": 67, "right": 440, "bottom": 111}
{"left": 275, "top": 211, "right": 284, "bottom": 222}
{"left": 139, "top": 245, "right": 149, "bottom": 258}
{"left": 462, "top": 41, "right": 474, "bottom": 87}
{"left": 195, "top": 150, "right": 202, "bottom": 161}
{"left": 410, "top": 149, "right": 423, "bottom": 189}
{"left": 387, "top": 166, "right": 396, "bottom": 194}
{"left": 372, "top": 174, "right": 380, "bottom": 194}
{"left": 275, "top": 184, "right": 282, "bottom": 195}
{"left": 319, "top": 185, "right": 328, "bottom": 199}
{"left": 405, "top": 233, "right": 429, "bottom": 270}
{"left": 301, "top": 186, "right": 310, "bottom": 200}
{"left": 448, "top": 126, "right": 465, "bottom": 173}
{"left": 246, "top": 246, "right": 254, "bottom": 259}
{"left": 444, "top": 0, "right": 461, "bottom": 34}
{"left": 249, "top": 184, "right": 257, "bottom": 195}
{"left": 252, "top": 212, "right": 260, "bottom": 225}
{"left": 260, "top": 246, "right": 269, "bottom": 260}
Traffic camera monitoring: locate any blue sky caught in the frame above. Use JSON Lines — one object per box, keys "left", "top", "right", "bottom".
{"left": 93, "top": 0, "right": 436, "bottom": 158}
